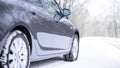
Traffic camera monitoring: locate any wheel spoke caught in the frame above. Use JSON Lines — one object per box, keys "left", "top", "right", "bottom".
{"left": 19, "top": 61, "right": 26, "bottom": 68}
{"left": 13, "top": 60, "right": 17, "bottom": 68}
{"left": 21, "top": 55, "right": 27, "bottom": 61}
{"left": 23, "top": 60, "right": 27, "bottom": 67}
{"left": 10, "top": 43, "right": 16, "bottom": 53}
{"left": 19, "top": 62, "right": 22, "bottom": 68}
{"left": 14, "top": 39, "right": 19, "bottom": 51}
{"left": 18, "top": 39, "right": 24, "bottom": 51}
{"left": 17, "top": 62, "right": 20, "bottom": 68}
{"left": 19, "top": 62, "right": 24, "bottom": 68}
{"left": 9, "top": 53, "right": 15, "bottom": 60}
{"left": 9, "top": 59, "right": 15, "bottom": 68}
{"left": 19, "top": 46, "right": 27, "bottom": 56}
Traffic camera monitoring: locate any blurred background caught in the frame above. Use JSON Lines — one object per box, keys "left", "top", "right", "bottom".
{"left": 57, "top": 0, "right": 120, "bottom": 38}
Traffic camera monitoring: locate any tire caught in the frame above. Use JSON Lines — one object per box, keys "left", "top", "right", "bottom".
{"left": 64, "top": 34, "right": 79, "bottom": 61}
{"left": 0, "top": 30, "right": 30, "bottom": 68}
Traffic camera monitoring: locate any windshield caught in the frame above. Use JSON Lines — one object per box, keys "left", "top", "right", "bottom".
{"left": 44, "top": 0, "right": 60, "bottom": 13}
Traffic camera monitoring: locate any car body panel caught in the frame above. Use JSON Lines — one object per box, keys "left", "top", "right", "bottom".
{"left": 0, "top": 0, "right": 79, "bottom": 62}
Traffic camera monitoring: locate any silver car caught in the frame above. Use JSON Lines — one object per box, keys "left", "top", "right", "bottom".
{"left": 0, "top": 0, "right": 80, "bottom": 68}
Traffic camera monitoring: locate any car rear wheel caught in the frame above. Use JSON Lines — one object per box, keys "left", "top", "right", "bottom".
{"left": 64, "top": 34, "right": 79, "bottom": 61}
{"left": 0, "top": 30, "right": 30, "bottom": 68}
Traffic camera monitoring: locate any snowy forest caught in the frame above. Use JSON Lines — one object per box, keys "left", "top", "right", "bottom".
{"left": 57, "top": 0, "right": 120, "bottom": 38}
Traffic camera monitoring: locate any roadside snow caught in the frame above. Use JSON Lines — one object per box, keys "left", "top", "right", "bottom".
{"left": 30, "top": 37, "right": 120, "bottom": 68}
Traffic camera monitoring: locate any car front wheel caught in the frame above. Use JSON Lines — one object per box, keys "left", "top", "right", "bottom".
{"left": 64, "top": 34, "right": 79, "bottom": 61}
{"left": 0, "top": 30, "right": 30, "bottom": 68}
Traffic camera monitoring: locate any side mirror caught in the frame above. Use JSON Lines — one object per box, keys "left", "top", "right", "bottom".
{"left": 63, "top": 8, "right": 71, "bottom": 16}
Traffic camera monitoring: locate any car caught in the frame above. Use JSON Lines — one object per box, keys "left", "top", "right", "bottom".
{"left": 0, "top": 0, "right": 79, "bottom": 68}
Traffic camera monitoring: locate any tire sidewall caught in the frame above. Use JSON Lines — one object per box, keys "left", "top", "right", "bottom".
{"left": 70, "top": 34, "right": 79, "bottom": 60}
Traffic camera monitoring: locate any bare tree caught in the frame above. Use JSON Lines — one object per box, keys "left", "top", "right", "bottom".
{"left": 71, "top": 0, "right": 89, "bottom": 36}
{"left": 106, "top": 0, "right": 120, "bottom": 37}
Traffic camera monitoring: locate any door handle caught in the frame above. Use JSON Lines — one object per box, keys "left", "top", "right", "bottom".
{"left": 29, "top": 11, "right": 36, "bottom": 15}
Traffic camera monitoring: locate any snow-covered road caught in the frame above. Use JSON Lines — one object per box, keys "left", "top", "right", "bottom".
{"left": 30, "top": 37, "right": 120, "bottom": 68}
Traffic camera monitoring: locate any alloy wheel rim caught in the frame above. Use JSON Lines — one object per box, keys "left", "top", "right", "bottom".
{"left": 8, "top": 37, "right": 28, "bottom": 68}
{"left": 72, "top": 36, "right": 79, "bottom": 59}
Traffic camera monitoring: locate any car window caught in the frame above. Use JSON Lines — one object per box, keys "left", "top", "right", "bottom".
{"left": 43, "top": 0, "right": 60, "bottom": 14}
{"left": 43, "top": 0, "right": 62, "bottom": 20}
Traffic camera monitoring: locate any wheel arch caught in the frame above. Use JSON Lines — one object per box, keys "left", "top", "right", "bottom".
{"left": 75, "top": 31, "right": 80, "bottom": 39}
{"left": 11, "top": 25, "right": 32, "bottom": 54}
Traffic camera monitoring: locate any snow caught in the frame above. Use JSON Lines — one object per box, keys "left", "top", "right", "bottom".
{"left": 30, "top": 37, "right": 120, "bottom": 68}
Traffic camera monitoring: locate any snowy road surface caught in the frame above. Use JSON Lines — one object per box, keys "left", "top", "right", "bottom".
{"left": 30, "top": 37, "right": 120, "bottom": 68}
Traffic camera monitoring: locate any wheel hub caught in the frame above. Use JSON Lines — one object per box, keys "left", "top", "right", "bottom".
{"left": 15, "top": 53, "right": 20, "bottom": 61}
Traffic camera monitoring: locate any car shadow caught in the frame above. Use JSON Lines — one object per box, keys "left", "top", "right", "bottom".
{"left": 30, "top": 57, "right": 65, "bottom": 68}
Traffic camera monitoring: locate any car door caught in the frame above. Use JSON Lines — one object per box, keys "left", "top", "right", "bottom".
{"left": 42, "top": 0, "right": 71, "bottom": 50}
{"left": 52, "top": 18, "right": 72, "bottom": 50}
{"left": 26, "top": 0, "right": 60, "bottom": 55}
